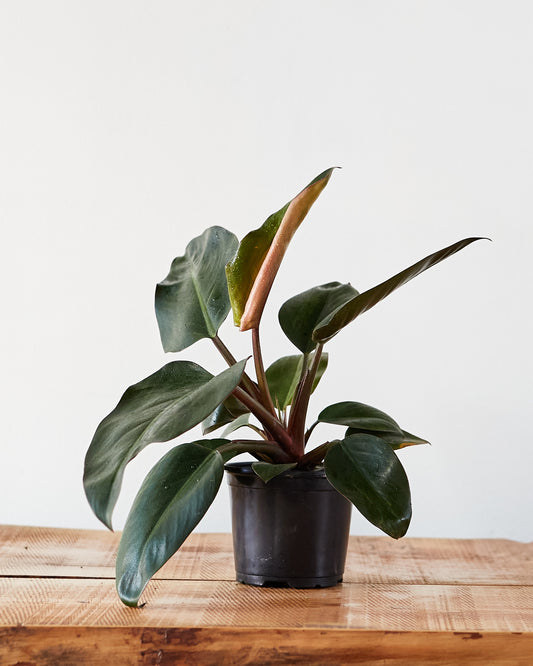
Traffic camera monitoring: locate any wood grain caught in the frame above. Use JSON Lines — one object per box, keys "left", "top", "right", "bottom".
{"left": 2, "top": 626, "right": 532, "bottom": 665}
{"left": 1, "top": 525, "right": 531, "bottom": 585}
{"left": 0, "top": 525, "right": 532, "bottom": 664}
{"left": 0, "top": 525, "right": 233, "bottom": 580}
{"left": 1, "top": 577, "right": 532, "bottom": 631}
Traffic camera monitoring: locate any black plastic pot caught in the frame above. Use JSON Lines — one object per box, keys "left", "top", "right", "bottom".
{"left": 225, "top": 462, "right": 352, "bottom": 588}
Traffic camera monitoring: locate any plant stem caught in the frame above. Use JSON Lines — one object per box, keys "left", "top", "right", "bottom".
{"left": 288, "top": 343, "right": 324, "bottom": 453}
{"left": 246, "top": 423, "right": 269, "bottom": 439}
{"left": 299, "top": 440, "right": 339, "bottom": 467}
{"left": 304, "top": 420, "right": 319, "bottom": 444}
{"left": 212, "top": 334, "right": 261, "bottom": 400}
{"left": 297, "top": 352, "right": 310, "bottom": 390}
{"left": 286, "top": 367, "right": 309, "bottom": 455}
{"left": 251, "top": 326, "right": 277, "bottom": 418}
{"left": 232, "top": 386, "right": 298, "bottom": 458}
{"left": 218, "top": 440, "right": 292, "bottom": 463}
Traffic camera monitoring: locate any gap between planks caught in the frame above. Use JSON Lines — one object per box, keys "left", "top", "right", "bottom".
{"left": 1, "top": 573, "right": 532, "bottom": 589}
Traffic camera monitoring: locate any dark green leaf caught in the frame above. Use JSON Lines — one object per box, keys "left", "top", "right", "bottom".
{"left": 325, "top": 434, "right": 411, "bottom": 538}
{"left": 116, "top": 442, "right": 224, "bottom": 606}
{"left": 251, "top": 461, "right": 298, "bottom": 483}
{"left": 222, "top": 413, "right": 251, "bottom": 437}
{"left": 279, "top": 282, "right": 359, "bottom": 353}
{"left": 399, "top": 430, "right": 430, "bottom": 447}
{"left": 201, "top": 403, "right": 234, "bottom": 435}
{"left": 226, "top": 169, "right": 336, "bottom": 330}
{"left": 194, "top": 438, "right": 237, "bottom": 463}
{"left": 320, "top": 402, "right": 428, "bottom": 450}
{"left": 155, "top": 226, "right": 238, "bottom": 352}
{"left": 346, "top": 426, "right": 429, "bottom": 450}
{"left": 266, "top": 353, "right": 328, "bottom": 410}
{"left": 313, "top": 237, "right": 487, "bottom": 343}
{"left": 84, "top": 359, "right": 246, "bottom": 530}
{"left": 318, "top": 401, "right": 403, "bottom": 433}
{"left": 201, "top": 394, "right": 249, "bottom": 435}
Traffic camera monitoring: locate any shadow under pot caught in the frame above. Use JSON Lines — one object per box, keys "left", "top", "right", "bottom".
{"left": 225, "top": 462, "right": 352, "bottom": 588}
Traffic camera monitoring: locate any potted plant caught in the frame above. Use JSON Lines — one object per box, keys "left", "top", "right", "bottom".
{"left": 83, "top": 168, "right": 486, "bottom": 606}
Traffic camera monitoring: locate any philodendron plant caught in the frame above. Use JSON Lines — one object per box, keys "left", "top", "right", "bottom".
{"left": 84, "top": 168, "right": 485, "bottom": 606}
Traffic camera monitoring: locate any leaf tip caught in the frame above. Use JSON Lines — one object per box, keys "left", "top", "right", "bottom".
{"left": 390, "top": 517, "right": 411, "bottom": 539}
{"left": 100, "top": 507, "right": 114, "bottom": 532}
{"left": 116, "top": 576, "right": 143, "bottom": 608}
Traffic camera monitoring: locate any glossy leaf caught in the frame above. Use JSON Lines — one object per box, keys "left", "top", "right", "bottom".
{"left": 318, "top": 401, "right": 403, "bottom": 433}
{"left": 346, "top": 426, "right": 429, "bottom": 450}
{"left": 265, "top": 353, "right": 328, "bottom": 410}
{"left": 201, "top": 394, "right": 249, "bottom": 435}
{"left": 155, "top": 226, "right": 238, "bottom": 352}
{"left": 116, "top": 441, "right": 225, "bottom": 606}
{"left": 279, "top": 282, "right": 359, "bottom": 353}
{"left": 324, "top": 434, "right": 411, "bottom": 538}
{"left": 226, "top": 168, "right": 336, "bottom": 330}
{"left": 83, "top": 359, "right": 246, "bottom": 530}
{"left": 313, "top": 237, "right": 487, "bottom": 344}
{"left": 192, "top": 437, "right": 237, "bottom": 463}
{"left": 201, "top": 403, "right": 234, "bottom": 435}
{"left": 251, "top": 461, "right": 298, "bottom": 483}
{"left": 222, "top": 413, "right": 251, "bottom": 437}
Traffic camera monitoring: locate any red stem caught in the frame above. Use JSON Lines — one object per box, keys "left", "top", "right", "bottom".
{"left": 232, "top": 387, "right": 298, "bottom": 458}
{"left": 251, "top": 327, "right": 277, "bottom": 418}
{"left": 212, "top": 335, "right": 261, "bottom": 400}
{"left": 288, "top": 344, "right": 324, "bottom": 454}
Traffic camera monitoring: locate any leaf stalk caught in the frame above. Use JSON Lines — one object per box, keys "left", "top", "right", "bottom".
{"left": 232, "top": 386, "right": 298, "bottom": 457}
{"left": 288, "top": 343, "right": 324, "bottom": 453}
{"left": 219, "top": 440, "right": 293, "bottom": 463}
{"left": 212, "top": 334, "right": 261, "bottom": 400}
{"left": 251, "top": 326, "right": 278, "bottom": 418}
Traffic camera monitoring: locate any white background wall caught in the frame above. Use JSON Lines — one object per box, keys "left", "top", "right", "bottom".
{"left": 1, "top": 1, "right": 531, "bottom": 542}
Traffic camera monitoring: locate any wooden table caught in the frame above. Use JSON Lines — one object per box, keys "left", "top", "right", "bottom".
{"left": 0, "top": 525, "right": 532, "bottom": 664}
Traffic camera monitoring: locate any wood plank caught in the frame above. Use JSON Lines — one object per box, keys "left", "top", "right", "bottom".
{"left": 1, "top": 577, "right": 532, "bottom": 632}
{"left": 345, "top": 534, "right": 533, "bottom": 586}
{"left": 1, "top": 525, "right": 531, "bottom": 586}
{"left": 0, "top": 525, "right": 234, "bottom": 580}
{"left": 1, "top": 626, "right": 532, "bottom": 665}
{"left": 1, "top": 526, "right": 532, "bottom": 664}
